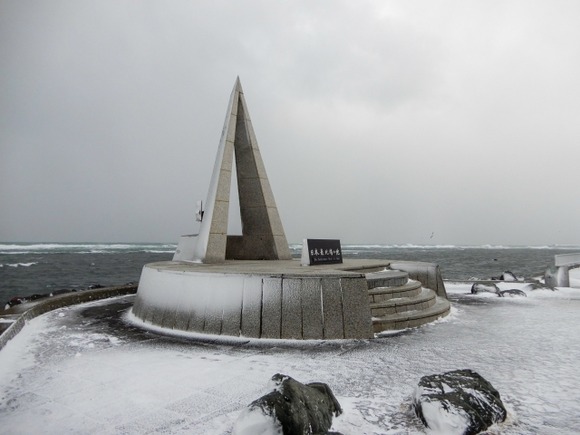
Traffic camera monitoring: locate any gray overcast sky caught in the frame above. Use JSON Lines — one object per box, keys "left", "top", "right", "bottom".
{"left": 1, "top": 0, "right": 579, "bottom": 245}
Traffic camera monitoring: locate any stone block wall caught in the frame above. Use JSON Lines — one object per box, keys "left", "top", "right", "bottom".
{"left": 0, "top": 284, "right": 137, "bottom": 351}
{"left": 132, "top": 266, "right": 373, "bottom": 340}
{"left": 388, "top": 261, "right": 448, "bottom": 299}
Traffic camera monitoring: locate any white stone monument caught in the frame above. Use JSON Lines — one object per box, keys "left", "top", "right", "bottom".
{"left": 174, "top": 78, "right": 292, "bottom": 263}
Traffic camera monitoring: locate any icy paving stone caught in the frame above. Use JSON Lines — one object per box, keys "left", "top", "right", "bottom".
{"left": 281, "top": 278, "right": 302, "bottom": 339}
{"left": 340, "top": 277, "right": 373, "bottom": 339}
{"left": 261, "top": 277, "right": 282, "bottom": 339}
{"left": 301, "top": 278, "right": 324, "bottom": 339}
{"left": 321, "top": 278, "right": 345, "bottom": 339}
{"left": 240, "top": 276, "right": 262, "bottom": 338}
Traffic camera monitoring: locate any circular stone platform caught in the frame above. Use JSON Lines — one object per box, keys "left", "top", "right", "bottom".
{"left": 131, "top": 259, "right": 394, "bottom": 340}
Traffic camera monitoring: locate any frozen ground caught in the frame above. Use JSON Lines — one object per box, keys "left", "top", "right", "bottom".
{"left": 1, "top": 271, "right": 580, "bottom": 434}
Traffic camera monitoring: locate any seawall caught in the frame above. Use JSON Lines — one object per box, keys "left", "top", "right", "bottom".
{"left": 0, "top": 284, "right": 137, "bottom": 351}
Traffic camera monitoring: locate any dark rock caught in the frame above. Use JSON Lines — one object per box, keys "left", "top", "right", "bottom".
{"left": 470, "top": 283, "right": 500, "bottom": 295}
{"left": 522, "top": 282, "right": 554, "bottom": 291}
{"left": 7, "top": 296, "right": 25, "bottom": 307}
{"left": 28, "top": 293, "right": 45, "bottom": 301}
{"left": 233, "top": 373, "right": 342, "bottom": 435}
{"left": 414, "top": 369, "right": 506, "bottom": 435}
{"left": 491, "top": 271, "right": 518, "bottom": 281}
{"left": 500, "top": 271, "right": 518, "bottom": 281}
{"left": 87, "top": 284, "right": 104, "bottom": 289}
{"left": 51, "top": 289, "right": 72, "bottom": 296}
{"left": 499, "top": 289, "right": 527, "bottom": 297}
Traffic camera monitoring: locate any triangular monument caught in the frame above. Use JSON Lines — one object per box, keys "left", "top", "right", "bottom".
{"left": 174, "top": 78, "right": 292, "bottom": 263}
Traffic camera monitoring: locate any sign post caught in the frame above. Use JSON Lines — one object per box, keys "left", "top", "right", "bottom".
{"left": 301, "top": 239, "right": 343, "bottom": 266}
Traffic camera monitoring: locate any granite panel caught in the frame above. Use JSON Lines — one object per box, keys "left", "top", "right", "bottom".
{"left": 427, "top": 264, "right": 437, "bottom": 291}
{"left": 340, "top": 277, "right": 373, "bottom": 339}
{"left": 436, "top": 271, "right": 448, "bottom": 299}
{"left": 394, "top": 320, "right": 410, "bottom": 330}
{"left": 281, "top": 278, "right": 303, "bottom": 339}
{"left": 226, "top": 114, "right": 237, "bottom": 143}
{"left": 235, "top": 104, "right": 251, "bottom": 148}
{"left": 209, "top": 201, "right": 230, "bottom": 236}
{"left": 273, "top": 235, "right": 292, "bottom": 260}
{"left": 259, "top": 178, "right": 277, "bottom": 209}
{"left": 150, "top": 306, "right": 165, "bottom": 327}
{"left": 160, "top": 307, "right": 177, "bottom": 329}
{"left": 261, "top": 277, "right": 282, "bottom": 339}
{"left": 203, "top": 280, "right": 226, "bottom": 335}
{"left": 221, "top": 277, "right": 245, "bottom": 337}
{"left": 204, "top": 233, "right": 227, "bottom": 263}
{"left": 131, "top": 297, "right": 143, "bottom": 318}
{"left": 187, "top": 278, "right": 210, "bottom": 333}
{"left": 253, "top": 152, "right": 269, "bottom": 180}
{"left": 235, "top": 149, "right": 259, "bottom": 180}
{"left": 215, "top": 169, "right": 233, "bottom": 203}
{"left": 301, "top": 278, "right": 323, "bottom": 339}
{"left": 240, "top": 276, "right": 263, "bottom": 338}
{"left": 140, "top": 303, "right": 154, "bottom": 324}
{"left": 321, "top": 278, "right": 344, "bottom": 339}
{"left": 246, "top": 119, "right": 260, "bottom": 149}
{"left": 237, "top": 177, "right": 266, "bottom": 207}
{"left": 226, "top": 235, "right": 277, "bottom": 261}
{"left": 266, "top": 207, "right": 286, "bottom": 237}
{"left": 240, "top": 206, "right": 271, "bottom": 235}
{"left": 373, "top": 306, "right": 396, "bottom": 316}
{"left": 174, "top": 310, "right": 191, "bottom": 332}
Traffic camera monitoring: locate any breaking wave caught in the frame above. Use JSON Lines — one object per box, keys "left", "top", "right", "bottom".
{"left": 290, "top": 243, "right": 580, "bottom": 250}
{"left": 0, "top": 262, "right": 38, "bottom": 268}
{"left": 0, "top": 243, "right": 176, "bottom": 254}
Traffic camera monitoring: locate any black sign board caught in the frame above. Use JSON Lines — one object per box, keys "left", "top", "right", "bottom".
{"left": 303, "top": 239, "right": 343, "bottom": 265}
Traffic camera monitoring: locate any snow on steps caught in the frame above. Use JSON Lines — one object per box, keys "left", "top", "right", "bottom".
{"left": 366, "top": 270, "right": 451, "bottom": 333}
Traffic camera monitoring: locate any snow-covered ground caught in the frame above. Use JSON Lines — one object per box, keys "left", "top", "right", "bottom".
{"left": 1, "top": 271, "right": 580, "bottom": 434}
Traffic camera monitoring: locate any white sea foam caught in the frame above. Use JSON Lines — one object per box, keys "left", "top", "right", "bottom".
{"left": 0, "top": 243, "right": 176, "bottom": 254}
{"left": 2, "top": 262, "right": 38, "bottom": 268}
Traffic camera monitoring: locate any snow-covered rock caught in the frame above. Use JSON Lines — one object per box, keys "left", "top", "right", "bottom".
{"left": 232, "top": 407, "right": 282, "bottom": 435}
{"left": 233, "top": 373, "right": 342, "bottom": 435}
{"left": 521, "top": 282, "right": 551, "bottom": 291}
{"left": 499, "top": 271, "right": 518, "bottom": 282}
{"left": 499, "top": 289, "right": 527, "bottom": 297}
{"left": 470, "top": 282, "right": 500, "bottom": 295}
{"left": 414, "top": 369, "right": 506, "bottom": 435}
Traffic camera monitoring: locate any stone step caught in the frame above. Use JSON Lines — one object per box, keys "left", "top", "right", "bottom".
{"left": 368, "top": 280, "right": 422, "bottom": 303}
{"left": 372, "top": 296, "right": 451, "bottom": 334}
{"left": 365, "top": 270, "right": 409, "bottom": 289}
{"left": 370, "top": 287, "right": 436, "bottom": 316}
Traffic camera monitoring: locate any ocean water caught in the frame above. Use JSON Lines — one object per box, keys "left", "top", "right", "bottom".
{"left": 1, "top": 242, "right": 579, "bottom": 305}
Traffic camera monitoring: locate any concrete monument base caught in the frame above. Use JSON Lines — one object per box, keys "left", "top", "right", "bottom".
{"left": 131, "top": 259, "right": 450, "bottom": 340}
{"left": 130, "top": 80, "right": 450, "bottom": 340}
{"left": 131, "top": 259, "right": 387, "bottom": 340}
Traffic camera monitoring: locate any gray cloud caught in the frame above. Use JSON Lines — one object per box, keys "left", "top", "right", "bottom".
{"left": 1, "top": 0, "right": 579, "bottom": 245}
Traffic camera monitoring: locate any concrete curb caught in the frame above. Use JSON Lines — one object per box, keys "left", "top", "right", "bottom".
{"left": 0, "top": 284, "right": 138, "bottom": 351}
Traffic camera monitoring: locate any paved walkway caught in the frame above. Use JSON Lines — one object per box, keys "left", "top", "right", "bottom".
{"left": 2, "top": 287, "right": 580, "bottom": 433}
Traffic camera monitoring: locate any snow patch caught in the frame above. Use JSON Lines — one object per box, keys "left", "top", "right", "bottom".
{"left": 67, "top": 332, "right": 123, "bottom": 349}
{"left": 418, "top": 399, "right": 470, "bottom": 435}
{"left": 232, "top": 406, "right": 282, "bottom": 435}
